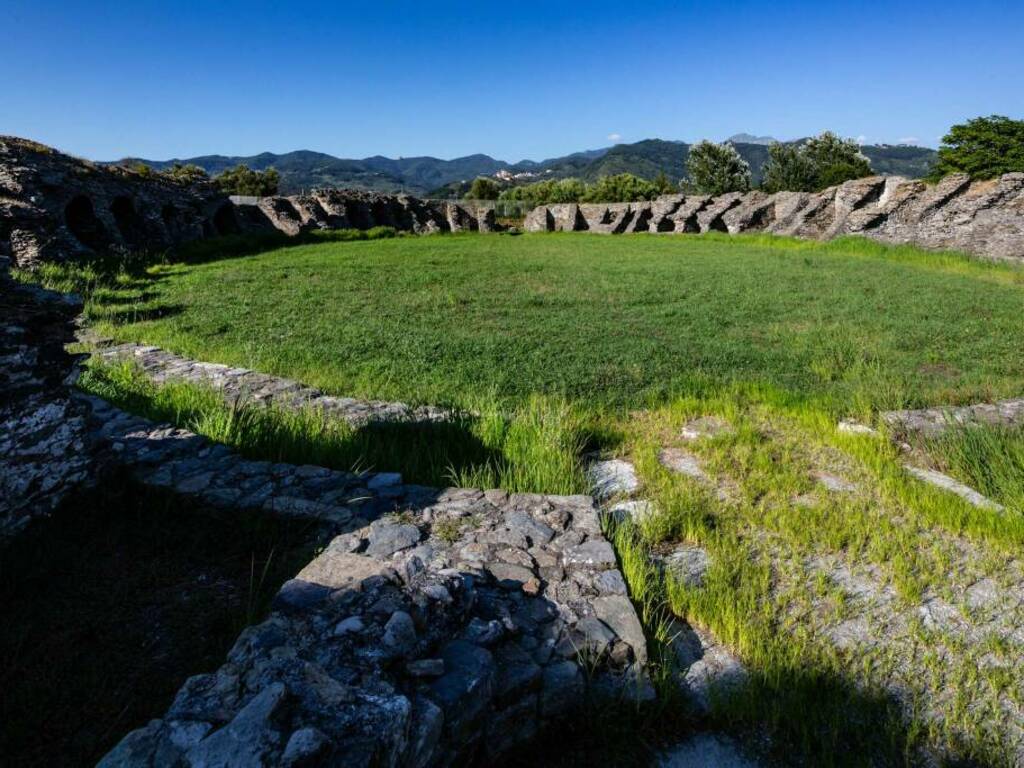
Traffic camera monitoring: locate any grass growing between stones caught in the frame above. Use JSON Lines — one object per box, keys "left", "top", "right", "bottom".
{"left": 615, "top": 392, "right": 1024, "bottom": 765}
{"left": 23, "top": 231, "right": 1024, "bottom": 763}
{"left": 80, "top": 359, "right": 590, "bottom": 494}
{"left": 920, "top": 425, "right": 1024, "bottom": 513}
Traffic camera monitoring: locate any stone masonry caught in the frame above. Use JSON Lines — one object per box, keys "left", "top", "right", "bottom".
{"left": 1, "top": 136, "right": 496, "bottom": 269}
{"left": 90, "top": 396, "right": 652, "bottom": 767}
{"left": 0, "top": 257, "right": 94, "bottom": 536}
{"left": 524, "top": 173, "right": 1024, "bottom": 262}
{"left": 97, "top": 343, "right": 453, "bottom": 427}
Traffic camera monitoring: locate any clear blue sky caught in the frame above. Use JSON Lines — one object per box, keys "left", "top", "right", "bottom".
{"left": 3, "top": 0, "right": 1021, "bottom": 162}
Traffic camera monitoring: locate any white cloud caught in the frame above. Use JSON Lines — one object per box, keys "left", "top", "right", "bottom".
{"left": 855, "top": 134, "right": 867, "bottom": 146}
{"left": 607, "top": 133, "right": 622, "bottom": 142}
{"left": 898, "top": 136, "right": 920, "bottom": 145}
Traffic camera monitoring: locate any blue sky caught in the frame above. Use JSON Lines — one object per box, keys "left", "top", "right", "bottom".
{"left": 3, "top": 0, "right": 1021, "bottom": 162}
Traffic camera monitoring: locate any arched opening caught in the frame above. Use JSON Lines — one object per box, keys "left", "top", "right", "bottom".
{"left": 64, "top": 195, "right": 109, "bottom": 251}
{"left": 213, "top": 202, "right": 240, "bottom": 235}
{"left": 110, "top": 196, "right": 147, "bottom": 247}
{"left": 161, "top": 203, "right": 184, "bottom": 243}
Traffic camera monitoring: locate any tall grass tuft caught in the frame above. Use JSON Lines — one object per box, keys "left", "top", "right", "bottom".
{"left": 924, "top": 424, "right": 1024, "bottom": 513}
{"left": 80, "top": 361, "right": 589, "bottom": 494}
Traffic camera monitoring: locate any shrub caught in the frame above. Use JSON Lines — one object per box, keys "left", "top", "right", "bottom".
{"left": 164, "top": 163, "right": 209, "bottom": 186}
{"left": 464, "top": 177, "right": 502, "bottom": 200}
{"left": 761, "top": 132, "right": 872, "bottom": 192}
{"left": 685, "top": 141, "right": 751, "bottom": 195}
{"left": 580, "top": 173, "right": 662, "bottom": 203}
{"left": 214, "top": 164, "right": 280, "bottom": 196}
{"left": 927, "top": 115, "right": 1024, "bottom": 181}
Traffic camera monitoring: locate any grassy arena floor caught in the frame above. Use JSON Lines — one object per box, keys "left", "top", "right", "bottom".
{"left": 32, "top": 231, "right": 1024, "bottom": 765}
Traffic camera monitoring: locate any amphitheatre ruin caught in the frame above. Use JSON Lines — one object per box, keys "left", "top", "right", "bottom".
{"left": 3, "top": 130, "right": 1024, "bottom": 768}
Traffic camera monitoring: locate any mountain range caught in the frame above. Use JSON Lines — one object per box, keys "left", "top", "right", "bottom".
{"left": 123, "top": 138, "right": 938, "bottom": 197}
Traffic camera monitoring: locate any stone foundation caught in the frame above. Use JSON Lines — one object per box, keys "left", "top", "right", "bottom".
{"left": 524, "top": 174, "right": 1024, "bottom": 262}
{"left": 0, "top": 257, "right": 94, "bottom": 536}
{"left": 90, "top": 399, "right": 651, "bottom": 767}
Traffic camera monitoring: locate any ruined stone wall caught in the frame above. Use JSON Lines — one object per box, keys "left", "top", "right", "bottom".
{"left": 523, "top": 173, "right": 1024, "bottom": 262}
{"left": 0, "top": 137, "right": 233, "bottom": 269}
{"left": 0, "top": 257, "right": 94, "bottom": 536}
{"left": 0, "top": 137, "right": 495, "bottom": 269}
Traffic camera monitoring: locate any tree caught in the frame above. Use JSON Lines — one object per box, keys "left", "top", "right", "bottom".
{"left": 760, "top": 143, "right": 816, "bottom": 193}
{"left": 580, "top": 174, "right": 660, "bottom": 203}
{"left": 928, "top": 115, "right": 1024, "bottom": 181}
{"left": 652, "top": 171, "right": 676, "bottom": 195}
{"left": 464, "top": 177, "right": 501, "bottom": 200}
{"left": 801, "top": 132, "right": 872, "bottom": 188}
{"left": 214, "top": 165, "right": 280, "bottom": 196}
{"left": 164, "top": 162, "right": 209, "bottom": 186}
{"left": 685, "top": 141, "right": 751, "bottom": 195}
{"left": 759, "top": 132, "right": 872, "bottom": 193}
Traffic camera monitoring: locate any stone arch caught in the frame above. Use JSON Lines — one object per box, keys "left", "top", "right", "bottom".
{"left": 213, "top": 202, "right": 240, "bottom": 235}
{"left": 110, "top": 196, "right": 147, "bottom": 247}
{"left": 64, "top": 195, "right": 109, "bottom": 251}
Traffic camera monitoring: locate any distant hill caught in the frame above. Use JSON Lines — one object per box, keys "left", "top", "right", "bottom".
{"left": 124, "top": 137, "right": 936, "bottom": 196}
{"left": 728, "top": 133, "right": 779, "bottom": 145}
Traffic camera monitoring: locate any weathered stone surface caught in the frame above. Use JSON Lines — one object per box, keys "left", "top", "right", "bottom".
{"left": 1, "top": 137, "right": 498, "bottom": 270}
{"left": 657, "top": 544, "right": 711, "bottom": 589}
{"left": 0, "top": 259, "right": 95, "bottom": 537}
{"left": 0, "top": 136, "right": 230, "bottom": 268}
{"left": 882, "top": 397, "right": 1024, "bottom": 438}
{"left": 97, "top": 343, "right": 453, "bottom": 427}
{"left": 659, "top": 733, "right": 763, "bottom": 768}
{"left": 524, "top": 174, "right": 1024, "bottom": 262}
{"left": 97, "top": 404, "right": 651, "bottom": 766}
{"left": 587, "top": 458, "right": 640, "bottom": 500}
{"left": 904, "top": 465, "right": 1004, "bottom": 511}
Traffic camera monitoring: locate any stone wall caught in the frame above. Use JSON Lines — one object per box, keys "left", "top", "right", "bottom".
{"left": 0, "top": 137, "right": 232, "bottom": 269}
{"left": 0, "top": 136, "right": 495, "bottom": 269}
{"left": 523, "top": 173, "right": 1024, "bottom": 262}
{"left": 0, "top": 257, "right": 94, "bottom": 536}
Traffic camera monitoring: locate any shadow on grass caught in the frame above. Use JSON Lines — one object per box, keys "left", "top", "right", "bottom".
{"left": 0, "top": 475, "right": 320, "bottom": 768}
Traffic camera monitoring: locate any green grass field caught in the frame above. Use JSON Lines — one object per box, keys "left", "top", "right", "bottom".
{"left": 32, "top": 231, "right": 1024, "bottom": 765}
{"left": 71, "top": 231, "right": 1024, "bottom": 413}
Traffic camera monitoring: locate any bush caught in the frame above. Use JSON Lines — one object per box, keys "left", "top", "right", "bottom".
{"left": 761, "top": 132, "right": 872, "bottom": 193}
{"left": 580, "top": 173, "right": 663, "bottom": 203}
{"left": 214, "top": 164, "right": 280, "bottom": 196}
{"left": 927, "top": 115, "right": 1024, "bottom": 181}
{"left": 464, "top": 177, "right": 502, "bottom": 200}
{"left": 685, "top": 141, "right": 751, "bottom": 195}
{"left": 164, "top": 163, "right": 209, "bottom": 186}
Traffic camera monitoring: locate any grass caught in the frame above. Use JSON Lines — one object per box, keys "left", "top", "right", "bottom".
{"left": 38, "top": 231, "right": 1024, "bottom": 416}
{"left": 0, "top": 478, "right": 317, "bottom": 767}
{"left": 80, "top": 359, "right": 589, "bottom": 494}
{"left": 22, "top": 231, "right": 1024, "bottom": 765}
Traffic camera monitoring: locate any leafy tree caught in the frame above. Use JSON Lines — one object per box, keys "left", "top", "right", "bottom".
{"left": 760, "top": 133, "right": 872, "bottom": 192}
{"left": 214, "top": 165, "right": 280, "bottom": 196}
{"left": 801, "top": 132, "right": 872, "bottom": 188}
{"left": 499, "top": 178, "right": 587, "bottom": 205}
{"left": 927, "top": 115, "right": 1024, "bottom": 181}
{"left": 685, "top": 141, "right": 751, "bottom": 195}
{"left": 652, "top": 171, "right": 676, "bottom": 195}
{"left": 580, "top": 174, "right": 661, "bottom": 203}
{"left": 760, "top": 143, "right": 816, "bottom": 193}
{"left": 464, "top": 177, "right": 502, "bottom": 200}
{"left": 164, "top": 162, "right": 209, "bottom": 186}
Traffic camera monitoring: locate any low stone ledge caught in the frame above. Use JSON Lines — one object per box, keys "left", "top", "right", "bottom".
{"left": 99, "top": 450, "right": 651, "bottom": 766}
{"left": 95, "top": 342, "right": 454, "bottom": 427}
{"left": 881, "top": 397, "right": 1024, "bottom": 438}
{"left": 523, "top": 173, "right": 1024, "bottom": 263}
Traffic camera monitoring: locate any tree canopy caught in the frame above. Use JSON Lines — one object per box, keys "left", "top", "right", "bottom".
{"left": 214, "top": 165, "right": 280, "bottom": 196}
{"left": 685, "top": 141, "right": 751, "bottom": 195}
{"left": 927, "top": 115, "right": 1024, "bottom": 181}
{"left": 761, "top": 132, "right": 872, "bottom": 193}
{"left": 464, "top": 177, "right": 502, "bottom": 200}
